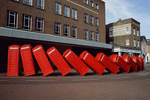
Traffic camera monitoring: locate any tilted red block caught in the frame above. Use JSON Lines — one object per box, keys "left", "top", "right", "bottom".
{"left": 7, "top": 45, "right": 20, "bottom": 76}
{"left": 95, "top": 53, "right": 119, "bottom": 74}
{"left": 46, "top": 47, "right": 72, "bottom": 76}
{"left": 110, "top": 54, "right": 131, "bottom": 73}
{"left": 20, "top": 44, "right": 36, "bottom": 76}
{"left": 121, "top": 55, "right": 138, "bottom": 72}
{"left": 131, "top": 56, "right": 143, "bottom": 71}
{"left": 79, "top": 51, "right": 106, "bottom": 75}
{"left": 63, "top": 49, "right": 90, "bottom": 76}
{"left": 32, "top": 45, "right": 54, "bottom": 76}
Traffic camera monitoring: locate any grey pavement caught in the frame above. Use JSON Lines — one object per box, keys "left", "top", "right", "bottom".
{"left": 0, "top": 63, "right": 150, "bottom": 100}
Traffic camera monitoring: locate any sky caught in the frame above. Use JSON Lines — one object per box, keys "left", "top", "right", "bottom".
{"left": 103, "top": 0, "right": 150, "bottom": 39}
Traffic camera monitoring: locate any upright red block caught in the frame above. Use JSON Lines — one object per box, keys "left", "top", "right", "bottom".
{"left": 46, "top": 47, "right": 72, "bottom": 76}
{"left": 20, "top": 44, "right": 36, "bottom": 76}
{"left": 121, "top": 55, "right": 138, "bottom": 72}
{"left": 95, "top": 53, "right": 119, "bottom": 74}
{"left": 110, "top": 54, "right": 131, "bottom": 73}
{"left": 7, "top": 45, "right": 20, "bottom": 76}
{"left": 32, "top": 45, "right": 54, "bottom": 76}
{"left": 63, "top": 49, "right": 90, "bottom": 76}
{"left": 138, "top": 57, "right": 144, "bottom": 70}
{"left": 131, "top": 56, "right": 143, "bottom": 71}
{"left": 79, "top": 51, "right": 106, "bottom": 75}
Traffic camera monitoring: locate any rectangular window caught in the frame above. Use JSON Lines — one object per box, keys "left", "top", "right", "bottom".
{"left": 90, "top": 31, "right": 93, "bottom": 41}
{"left": 36, "top": 0, "right": 44, "bottom": 9}
{"left": 95, "top": 32, "right": 98, "bottom": 42}
{"left": 126, "top": 39, "right": 129, "bottom": 46}
{"left": 64, "top": 24, "right": 69, "bottom": 36}
{"left": 133, "top": 28, "right": 135, "bottom": 35}
{"left": 7, "top": 10, "right": 18, "bottom": 28}
{"left": 84, "top": 30, "right": 88, "bottom": 40}
{"left": 64, "top": 6, "right": 70, "bottom": 17}
{"left": 84, "top": 13, "right": 88, "bottom": 23}
{"left": 133, "top": 40, "right": 136, "bottom": 47}
{"left": 23, "top": 0, "right": 32, "bottom": 6}
{"left": 22, "top": 14, "right": 31, "bottom": 30}
{"left": 126, "top": 27, "right": 129, "bottom": 32}
{"left": 35, "top": 17, "right": 43, "bottom": 32}
{"left": 95, "top": 3, "right": 99, "bottom": 9}
{"left": 137, "top": 41, "right": 139, "bottom": 47}
{"left": 72, "top": 26, "right": 77, "bottom": 38}
{"left": 95, "top": 18, "right": 98, "bottom": 27}
{"left": 137, "top": 30, "right": 140, "bottom": 36}
{"left": 90, "top": 16, "right": 93, "bottom": 25}
{"left": 54, "top": 22, "right": 61, "bottom": 35}
{"left": 84, "top": 0, "right": 88, "bottom": 4}
{"left": 109, "top": 27, "right": 113, "bottom": 37}
{"left": 72, "top": 9, "right": 77, "bottom": 20}
{"left": 55, "top": 2, "right": 61, "bottom": 15}
{"left": 90, "top": 1, "right": 94, "bottom": 7}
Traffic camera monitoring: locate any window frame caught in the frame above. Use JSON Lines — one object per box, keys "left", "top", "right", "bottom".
{"left": 72, "top": 26, "right": 77, "bottom": 38}
{"left": 137, "top": 41, "right": 139, "bottom": 47}
{"left": 133, "top": 40, "right": 136, "bottom": 47}
{"left": 109, "top": 27, "right": 113, "bottom": 37}
{"left": 35, "top": 17, "right": 43, "bottom": 32}
{"left": 7, "top": 10, "right": 18, "bottom": 28}
{"left": 84, "top": 0, "right": 88, "bottom": 4}
{"left": 54, "top": 22, "right": 61, "bottom": 35}
{"left": 95, "top": 32, "right": 98, "bottom": 42}
{"left": 133, "top": 28, "right": 135, "bottom": 35}
{"left": 126, "top": 39, "right": 129, "bottom": 46}
{"left": 55, "top": 2, "right": 61, "bottom": 15}
{"left": 95, "top": 17, "right": 98, "bottom": 27}
{"left": 64, "top": 24, "right": 69, "bottom": 36}
{"left": 36, "top": 0, "right": 44, "bottom": 9}
{"left": 90, "top": 16, "right": 93, "bottom": 25}
{"left": 95, "top": 3, "right": 99, "bottom": 9}
{"left": 23, "top": 0, "right": 32, "bottom": 6}
{"left": 22, "top": 14, "right": 32, "bottom": 30}
{"left": 90, "top": 31, "right": 93, "bottom": 41}
{"left": 84, "top": 30, "right": 88, "bottom": 40}
{"left": 72, "top": 8, "right": 77, "bottom": 20}
{"left": 84, "top": 13, "right": 88, "bottom": 23}
{"left": 64, "top": 6, "right": 70, "bottom": 17}
{"left": 90, "top": 1, "right": 94, "bottom": 7}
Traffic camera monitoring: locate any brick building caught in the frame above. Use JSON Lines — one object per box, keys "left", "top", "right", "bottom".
{"left": 106, "top": 18, "right": 141, "bottom": 56}
{"left": 146, "top": 39, "right": 150, "bottom": 62}
{"left": 0, "top": 0, "right": 112, "bottom": 71}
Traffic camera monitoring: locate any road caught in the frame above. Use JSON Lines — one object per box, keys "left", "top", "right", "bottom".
{"left": 0, "top": 64, "right": 150, "bottom": 100}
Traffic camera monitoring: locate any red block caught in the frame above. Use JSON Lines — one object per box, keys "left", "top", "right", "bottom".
{"left": 63, "top": 49, "right": 90, "bottom": 76}
{"left": 138, "top": 57, "right": 144, "bottom": 70}
{"left": 46, "top": 47, "right": 72, "bottom": 76}
{"left": 7, "top": 45, "right": 20, "bottom": 76}
{"left": 79, "top": 51, "right": 106, "bottom": 75}
{"left": 20, "top": 44, "right": 36, "bottom": 76}
{"left": 95, "top": 53, "right": 119, "bottom": 74}
{"left": 121, "top": 55, "right": 138, "bottom": 72}
{"left": 32, "top": 45, "right": 54, "bottom": 76}
{"left": 131, "top": 56, "right": 143, "bottom": 71}
{"left": 110, "top": 54, "right": 131, "bottom": 73}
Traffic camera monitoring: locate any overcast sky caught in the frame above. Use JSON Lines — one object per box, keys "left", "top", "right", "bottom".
{"left": 103, "top": 0, "right": 150, "bottom": 39}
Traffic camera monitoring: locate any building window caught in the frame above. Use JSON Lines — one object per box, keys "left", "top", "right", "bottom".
{"left": 64, "top": 6, "right": 70, "bottom": 17}
{"left": 126, "top": 27, "right": 129, "bottom": 33}
{"left": 72, "top": 26, "right": 77, "bottom": 38}
{"left": 23, "top": 0, "right": 32, "bottom": 6}
{"left": 133, "top": 40, "right": 136, "bottom": 47}
{"left": 90, "top": 1, "right": 94, "bottom": 7}
{"left": 35, "top": 17, "right": 43, "bottom": 32}
{"left": 22, "top": 14, "right": 31, "bottom": 30}
{"left": 90, "top": 31, "right": 93, "bottom": 41}
{"left": 126, "top": 39, "right": 129, "bottom": 46}
{"left": 64, "top": 24, "right": 69, "bottom": 36}
{"left": 13, "top": 0, "right": 19, "bottom": 2}
{"left": 137, "top": 30, "right": 140, "bottom": 36}
{"left": 95, "top": 3, "right": 99, "bottom": 9}
{"left": 109, "top": 27, "right": 113, "bottom": 37}
{"left": 72, "top": 9, "right": 77, "bottom": 20}
{"left": 7, "top": 10, "right": 18, "bottom": 28}
{"left": 84, "top": 13, "right": 88, "bottom": 23}
{"left": 109, "top": 41, "right": 113, "bottom": 44}
{"left": 133, "top": 28, "right": 135, "bottom": 35}
{"left": 95, "top": 18, "right": 98, "bottom": 27}
{"left": 95, "top": 32, "right": 98, "bottom": 42}
{"left": 36, "top": 0, "right": 44, "bottom": 9}
{"left": 55, "top": 2, "right": 61, "bottom": 15}
{"left": 54, "top": 22, "right": 61, "bottom": 35}
{"left": 137, "top": 41, "right": 139, "bottom": 47}
{"left": 84, "top": 30, "right": 88, "bottom": 40}
{"left": 90, "top": 16, "right": 93, "bottom": 25}
{"left": 84, "top": 0, "right": 88, "bottom": 4}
